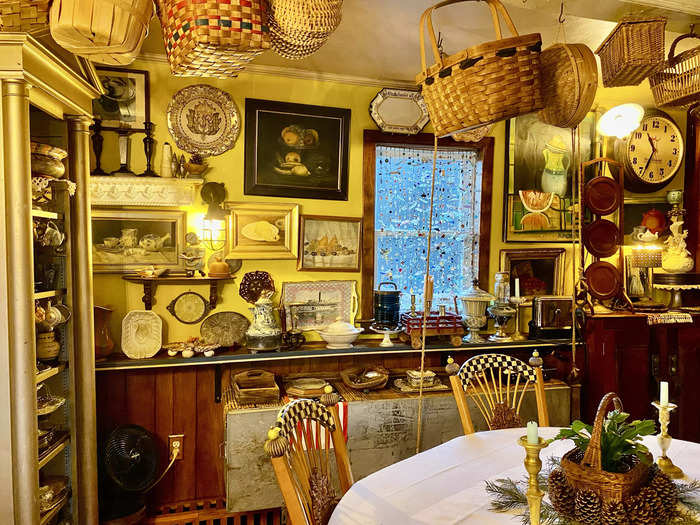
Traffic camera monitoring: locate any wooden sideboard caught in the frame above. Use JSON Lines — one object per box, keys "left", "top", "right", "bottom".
{"left": 584, "top": 313, "right": 700, "bottom": 442}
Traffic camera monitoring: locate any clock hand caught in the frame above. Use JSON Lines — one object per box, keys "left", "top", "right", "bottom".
{"left": 647, "top": 133, "right": 656, "bottom": 156}
{"left": 641, "top": 153, "right": 653, "bottom": 177}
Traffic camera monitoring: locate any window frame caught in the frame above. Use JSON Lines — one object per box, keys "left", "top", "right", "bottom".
{"left": 360, "top": 130, "right": 495, "bottom": 320}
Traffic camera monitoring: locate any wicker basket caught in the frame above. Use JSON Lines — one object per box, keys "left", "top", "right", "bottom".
{"left": 560, "top": 393, "right": 652, "bottom": 502}
{"left": 340, "top": 367, "right": 389, "bottom": 391}
{"left": 649, "top": 31, "right": 700, "bottom": 109}
{"left": 595, "top": 17, "right": 666, "bottom": 87}
{"left": 49, "top": 0, "right": 152, "bottom": 64}
{"left": 416, "top": 0, "right": 543, "bottom": 138}
{"left": 538, "top": 43, "right": 597, "bottom": 129}
{"left": 0, "top": 0, "right": 50, "bottom": 34}
{"left": 268, "top": 0, "right": 342, "bottom": 59}
{"left": 155, "top": 0, "right": 271, "bottom": 78}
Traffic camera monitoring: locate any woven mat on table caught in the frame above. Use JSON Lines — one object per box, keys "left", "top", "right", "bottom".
{"left": 646, "top": 312, "right": 693, "bottom": 325}
{"left": 222, "top": 385, "right": 287, "bottom": 412}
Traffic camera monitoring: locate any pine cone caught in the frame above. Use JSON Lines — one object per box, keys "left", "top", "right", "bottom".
{"left": 602, "top": 500, "right": 627, "bottom": 525}
{"left": 575, "top": 489, "right": 602, "bottom": 524}
{"left": 548, "top": 469, "right": 575, "bottom": 518}
{"left": 625, "top": 489, "right": 657, "bottom": 525}
{"left": 649, "top": 469, "right": 679, "bottom": 520}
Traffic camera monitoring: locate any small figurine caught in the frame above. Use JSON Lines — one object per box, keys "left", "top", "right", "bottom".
{"left": 180, "top": 232, "right": 206, "bottom": 277}
{"left": 662, "top": 191, "right": 693, "bottom": 274}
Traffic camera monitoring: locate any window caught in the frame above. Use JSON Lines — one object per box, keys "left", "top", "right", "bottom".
{"left": 361, "top": 131, "right": 494, "bottom": 318}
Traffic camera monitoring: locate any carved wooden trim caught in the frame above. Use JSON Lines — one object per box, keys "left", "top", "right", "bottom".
{"left": 90, "top": 176, "right": 204, "bottom": 207}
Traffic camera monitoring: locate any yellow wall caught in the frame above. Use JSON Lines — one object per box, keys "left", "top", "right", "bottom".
{"left": 94, "top": 59, "right": 686, "bottom": 348}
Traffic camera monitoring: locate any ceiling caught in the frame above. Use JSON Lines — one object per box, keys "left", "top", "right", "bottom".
{"left": 139, "top": 0, "right": 700, "bottom": 84}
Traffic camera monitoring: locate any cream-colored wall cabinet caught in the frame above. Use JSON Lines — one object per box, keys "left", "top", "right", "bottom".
{"left": 0, "top": 33, "right": 101, "bottom": 525}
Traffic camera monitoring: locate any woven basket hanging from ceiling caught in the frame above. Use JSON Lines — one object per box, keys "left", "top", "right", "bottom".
{"left": 595, "top": 17, "right": 666, "bottom": 87}
{"left": 537, "top": 43, "right": 597, "bottom": 129}
{"left": 649, "top": 30, "right": 700, "bottom": 109}
{"left": 416, "top": 0, "right": 543, "bottom": 138}
{"left": 49, "top": 0, "right": 153, "bottom": 65}
{"left": 268, "top": 0, "right": 343, "bottom": 60}
{"left": 155, "top": 0, "right": 271, "bottom": 78}
{"left": 0, "top": 0, "right": 50, "bottom": 35}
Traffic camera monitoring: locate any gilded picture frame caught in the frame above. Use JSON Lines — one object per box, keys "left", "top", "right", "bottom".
{"left": 499, "top": 248, "right": 566, "bottom": 300}
{"left": 298, "top": 215, "right": 362, "bottom": 272}
{"left": 225, "top": 202, "right": 299, "bottom": 259}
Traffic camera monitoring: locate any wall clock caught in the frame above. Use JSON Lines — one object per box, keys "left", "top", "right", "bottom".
{"left": 615, "top": 109, "right": 684, "bottom": 193}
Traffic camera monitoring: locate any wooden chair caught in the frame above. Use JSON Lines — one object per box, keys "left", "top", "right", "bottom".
{"left": 446, "top": 351, "right": 549, "bottom": 435}
{"left": 264, "top": 391, "right": 353, "bottom": 525}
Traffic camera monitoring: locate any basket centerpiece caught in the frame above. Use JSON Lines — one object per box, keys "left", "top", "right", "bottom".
{"left": 548, "top": 392, "right": 682, "bottom": 524}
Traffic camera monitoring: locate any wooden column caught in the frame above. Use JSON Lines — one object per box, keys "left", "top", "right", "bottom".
{"left": 3, "top": 78, "right": 40, "bottom": 525}
{"left": 684, "top": 108, "right": 700, "bottom": 267}
{"left": 67, "top": 116, "right": 99, "bottom": 525}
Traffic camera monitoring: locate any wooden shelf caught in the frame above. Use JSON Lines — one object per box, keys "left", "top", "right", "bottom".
{"left": 122, "top": 275, "right": 234, "bottom": 310}
{"left": 36, "top": 363, "right": 67, "bottom": 384}
{"left": 31, "top": 209, "right": 61, "bottom": 220}
{"left": 38, "top": 433, "right": 69, "bottom": 469}
{"left": 95, "top": 338, "right": 574, "bottom": 372}
{"left": 34, "top": 289, "right": 66, "bottom": 300}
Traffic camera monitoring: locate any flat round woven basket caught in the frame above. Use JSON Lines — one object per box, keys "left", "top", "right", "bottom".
{"left": 269, "top": 0, "right": 342, "bottom": 58}
{"left": 538, "top": 43, "right": 597, "bottom": 128}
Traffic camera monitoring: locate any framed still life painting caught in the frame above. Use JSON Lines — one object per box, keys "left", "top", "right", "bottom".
{"left": 503, "top": 111, "right": 600, "bottom": 242}
{"left": 298, "top": 215, "right": 361, "bottom": 271}
{"left": 225, "top": 201, "right": 299, "bottom": 259}
{"left": 244, "top": 98, "right": 350, "bottom": 201}
{"left": 91, "top": 209, "right": 185, "bottom": 273}
{"left": 92, "top": 67, "right": 150, "bottom": 132}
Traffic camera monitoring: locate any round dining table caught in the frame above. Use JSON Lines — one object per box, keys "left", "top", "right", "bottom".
{"left": 329, "top": 427, "right": 700, "bottom": 525}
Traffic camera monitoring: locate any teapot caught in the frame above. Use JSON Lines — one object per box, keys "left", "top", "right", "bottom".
{"left": 541, "top": 136, "right": 570, "bottom": 197}
{"left": 139, "top": 232, "right": 171, "bottom": 251}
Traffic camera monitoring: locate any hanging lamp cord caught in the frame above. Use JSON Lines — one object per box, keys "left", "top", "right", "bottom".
{"left": 416, "top": 135, "right": 439, "bottom": 454}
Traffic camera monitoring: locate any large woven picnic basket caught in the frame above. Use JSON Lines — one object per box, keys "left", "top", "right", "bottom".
{"left": 0, "top": 0, "right": 50, "bottom": 34}
{"left": 649, "top": 30, "right": 700, "bottom": 109}
{"left": 416, "top": 0, "right": 543, "bottom": 137}
{"left": 49, "top": 0, "right": 152, "bottom": 65}
{"left": 595, "top": 17, "right": 666, "bottom": 87}
{"left": 155, "top": 0, "right": 271, "bottom": 78}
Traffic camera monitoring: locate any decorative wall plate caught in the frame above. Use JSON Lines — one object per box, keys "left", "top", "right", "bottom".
{"left": 167, "top": 291, "right": 211, "bottom": 324}
{"left": 584, "top": 261, "right": 621, "bottom": 301}
{"left": 121, "top": 310, "right": 162, "bottom": 359}
{"left": 369, "top": 88, "right": 429, "bottom": 135}
{"left": 582, "top": 219, "right": 620, "bottom": 258}
{"left": 200, "top": 311, "right": 250, "bottom": 347}
{"left": 167, "top": 85, "right": 240, "bottom": 157}
{"left": 584, "top": 176, "right": 620, "bottom": 216}
{"left": 239, "top": 271, "right": 275, "bottom": 304}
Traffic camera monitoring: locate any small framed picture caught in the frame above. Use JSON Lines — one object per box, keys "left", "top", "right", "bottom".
{"left": 225, "top": 202, "right": 299, "bottom": 260}
{"left": 93, "top": 67, "right": 150, "bottom": 131}
{"left": 244, "top": 98, "right": 350, "bottom": 201}
{"left": 298, "top": 215, "right": 362, "bottom": 271}
{"left": 91, "top": 209, "right": 185, "bottom": 273}
{"left": 499, "top": 248, "right": 565, "bottom": 299}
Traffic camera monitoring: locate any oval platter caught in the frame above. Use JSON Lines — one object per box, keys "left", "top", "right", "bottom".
{"left": 200, "top": 311, "right": 250, "bottom": 347}
{"left": 121, "top": 310, "right": 162, "bottom": 359}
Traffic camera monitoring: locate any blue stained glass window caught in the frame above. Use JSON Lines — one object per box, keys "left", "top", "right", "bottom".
{"left": 374, "top": 145, "right": 481, "bottom": 311}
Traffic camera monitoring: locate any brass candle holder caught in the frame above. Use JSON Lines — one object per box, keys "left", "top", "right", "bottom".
{"left": 518, "top": 436, "right": 549, "bottom": 525}
{"left": 509, "top": 296, "right": 527, "bottom": 341}
{"left": 652, "top": 401, "right": 684, "bottom": 479}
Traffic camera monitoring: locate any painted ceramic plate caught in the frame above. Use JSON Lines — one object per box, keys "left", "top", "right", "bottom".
{"left": 369, "top": 88, "right": 429, "bottom": 135}
{"left": 167, "top": 291, "right": 210, "bottom": 324}
{"left": 239, "top": 271, "right": 275, "bottom": 304}
{"left": 200, "top": 311, "right": 250, "bottom": 347}
{"left": 121, "top": 310, "right": 162, "bottom": 359}
{"left": 167, "top": 85, "right": 240, "bottom": 157}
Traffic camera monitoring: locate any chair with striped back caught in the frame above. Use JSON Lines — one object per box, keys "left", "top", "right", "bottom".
{"left": 264, "top": 389, "right": 353, "bottom": 525}
{"left": 445, "top": 351, "right": 549, "bottom": 435}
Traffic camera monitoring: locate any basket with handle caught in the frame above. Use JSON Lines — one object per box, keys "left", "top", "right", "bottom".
{"left": 49, "top": 0, "right": 152, "bottom": 65}
{"left": 560, "top": 392, "right": 651, "bottom": 502}
{"left": 595, "top": 17, "right": 666, "bottom": 87}
{"left": 416, "top": 0, "right": 543, "bottom": 138}
{"left": 155, "top": 0, "right": 271, "bottom": 78}
{"left": 649, "top": 28, "right": 700, "bottom": 109}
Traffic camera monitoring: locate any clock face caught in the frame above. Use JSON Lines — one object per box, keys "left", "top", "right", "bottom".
{"left": 626, "top": 115, "right": 683, "bottom": 185}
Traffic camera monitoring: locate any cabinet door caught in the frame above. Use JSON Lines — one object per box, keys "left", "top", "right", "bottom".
{"left": 676, "top": 322, "right": 700, "bottom": 442}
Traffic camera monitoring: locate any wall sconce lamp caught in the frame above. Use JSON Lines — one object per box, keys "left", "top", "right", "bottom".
{"left": 597, "top": 103, "right": 644, "bottom": 138}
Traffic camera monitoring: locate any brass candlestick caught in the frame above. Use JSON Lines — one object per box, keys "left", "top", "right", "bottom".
{"left": 509, "top": 297, "right": 527, "bottom": 341}
{"left": 518, "top": 436, "right": 549, "bottom": 525}
{"left": 652, "top": 401, "right": 684, "bottom": 479}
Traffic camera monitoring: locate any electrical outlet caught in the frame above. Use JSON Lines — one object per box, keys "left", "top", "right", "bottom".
{"left": 169, "top": 434, "right": 184, "bottom": 461}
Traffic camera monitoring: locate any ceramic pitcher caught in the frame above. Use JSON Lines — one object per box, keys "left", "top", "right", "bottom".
{"left": 541, "top": 136, "right": 570, "bottom": 197}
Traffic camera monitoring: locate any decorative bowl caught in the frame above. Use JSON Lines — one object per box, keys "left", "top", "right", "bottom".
{"left": 317, "top": 317, "right": 363, "bottom": 349}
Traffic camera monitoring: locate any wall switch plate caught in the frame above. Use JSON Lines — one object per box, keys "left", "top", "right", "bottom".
{"left": 169, "top": 434, "right": 184, "bottom": 461}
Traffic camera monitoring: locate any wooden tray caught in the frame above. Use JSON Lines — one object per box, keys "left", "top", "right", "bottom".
{"left": 232, "top": 370, "right": 279, "bottom": 404}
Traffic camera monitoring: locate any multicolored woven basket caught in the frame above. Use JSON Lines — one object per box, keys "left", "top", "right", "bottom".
{"left": 156, "top": 0, "right": 271, "bottom": 78}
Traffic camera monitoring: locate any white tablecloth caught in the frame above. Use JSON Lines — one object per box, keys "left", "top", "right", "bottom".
{"left": 329, "top": 427, "right": 700, "bottom": 525}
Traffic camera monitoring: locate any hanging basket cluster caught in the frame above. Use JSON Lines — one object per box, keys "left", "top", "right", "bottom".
{"left": 649, "top": 30, "right": 700, "bottom": 109}
{"left": 155, "top": 0, "right": 271, "bottom": 78}
{"left": 268, "top": 0, "right": 343, "bottom": 59}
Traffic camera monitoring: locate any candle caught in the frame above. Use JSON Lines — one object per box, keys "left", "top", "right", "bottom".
{"left": 660, "top": 381, "right": 669, "bottom": 406}
{"left": 515, "top": 278, "right": 520, "bottom": 298}
{"left": 527, "top": 421, "right": 538, "bottom": 445}
{"left": 424, "top": 275, "right": 434, "bottom": 304}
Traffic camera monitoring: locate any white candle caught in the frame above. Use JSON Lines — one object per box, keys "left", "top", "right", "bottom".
{"left": 660, "top": 381, "right": 669, "bottom": 406}
{"left": 515, "top": 278, "right": 520, "bottom": 298}
{"left": 527, "top": 421, "right": 538, "bottom": 445}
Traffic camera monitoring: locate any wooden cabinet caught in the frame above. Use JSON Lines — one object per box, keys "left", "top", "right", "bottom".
{"left": 584, "top": 314, "right": 700, "bottom": 442}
